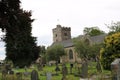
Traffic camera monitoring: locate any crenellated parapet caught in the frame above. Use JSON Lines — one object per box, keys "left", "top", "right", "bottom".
{"left": 52, "top": 24, "right": 71, "bottom": 42}
{"left": 62, "top": 26, "right": 71, "bottom": 31}
{"left": 53, "top": 24, "right": 71, "bottom": 31}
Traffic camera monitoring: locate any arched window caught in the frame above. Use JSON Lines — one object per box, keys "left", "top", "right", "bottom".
{"left": 69, "top": 49, "right": 73, "bottom": 60}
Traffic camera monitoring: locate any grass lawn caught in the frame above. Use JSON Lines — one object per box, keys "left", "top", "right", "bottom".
{"left": 0, "top": 62, "right": 111, "bottom": 80}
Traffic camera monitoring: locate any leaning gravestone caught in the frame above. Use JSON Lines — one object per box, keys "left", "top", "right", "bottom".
{"left": 31, "top": 69, "right": 39, "bottom": 80}
{"left": 111, "top": 58, "right": 120, "bottom": 80}
{"left": 46, "top": 72, "right": 52, "bottom": 80}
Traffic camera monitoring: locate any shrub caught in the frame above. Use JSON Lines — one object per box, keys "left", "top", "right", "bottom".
{"left": 100, "top": 32, "right": 120, "bottom": 70}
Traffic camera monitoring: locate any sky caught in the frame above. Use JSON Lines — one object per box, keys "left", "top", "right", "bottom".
{"left": 0, "top": 0, "right": 120, "bottom": 60}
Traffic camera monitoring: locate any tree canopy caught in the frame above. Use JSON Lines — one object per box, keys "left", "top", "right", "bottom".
{"left": 83, "top": 27, "right": 105, "bottom": 36}
{"left": 107, "top": 21, "right": 120, "bottom": 34}
{"left": 73, "top": 38, "right": 102, "bottom": 59}
{"left": 73, "top": 38, "right": 90, "bottom": 59}
{"left": 0, "top": 0, "right": 40, "bottom": 67}
{"left": 46, "top": 45, "right": 66, "bottom": 62}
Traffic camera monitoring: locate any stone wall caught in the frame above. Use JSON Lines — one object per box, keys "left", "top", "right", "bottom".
{"left": 60, "top": 46, "right": 81, "bottom": 63}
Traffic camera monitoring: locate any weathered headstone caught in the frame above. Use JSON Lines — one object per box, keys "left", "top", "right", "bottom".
{"left": 30, "top": 64, "right": 35, "bottom": 69}
{"left": 16, "top": 72, "right": 22, "bottom": 80}
{"left": 55, "top": 65, "right": 60, "bottom": 74}
{"left": 31, "top": 69, "right": 39, "bottom": 80}
{"left": 62, "top": 64, "right": 68, "bottom": 80}
{"left": 70, "top": 63, "right": 73, "bottom": 74}
{"left": 111, "top": 59, "right": 120, "bottom": 80}
{"left": 16, "top": 66, "right": 19, "bottom": 69}
{"left": 24, "top": 66, "right": 27, "bottom": 72}
{"left": 24, "top": 72, "right": 30, "bottom": 77}
{"left": 36, "top": 57, "right": 43, "bottom": 71}
{"left": 38, "top": 64, "right": 43, "bottom": 71}
{"left": 4, "top": 64, "right": 11, "bottom": 74}
{"left": 77, "top": 63, "right": 81, "bottom": 74}
{"left": 46, "top": 72, "right": 52, "bottom": 80}
{"left": 96, "top": 60, "right": 102, "bottom": 73}
{"left": 81, "top": 60, "right": 88, "bottom": 78}
{"left": 1, "top": 63, "right": 13, "bottom": 79}
{"left": 2, "top": 70, "right": 7, "bottom": 80}
{"left": 8, "top": 70, "right": 14, "bottom": 75}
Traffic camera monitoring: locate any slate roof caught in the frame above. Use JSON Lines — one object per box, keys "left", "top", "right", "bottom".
{"left": 90, "top": 34, "right": 107, "bottom": 43}
{"left": 52, "top": 39, "right": 74, "bottom": 48}
{"left": 51, "top": 34, "right": 107, "bottom": 48}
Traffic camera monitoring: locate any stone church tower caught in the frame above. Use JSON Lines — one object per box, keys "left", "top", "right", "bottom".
{"left": 52, "top": 24, "right": 71, "bottom": 42}
{"left": 52, "top": 24, "right": 106, "bottom": 63}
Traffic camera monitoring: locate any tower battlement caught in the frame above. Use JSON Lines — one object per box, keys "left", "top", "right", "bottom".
{"left": 52, "top": 24, "right": 71, "bottom": 42}
{"left": 62, "top": 26, "right": 71, "bottom": 31}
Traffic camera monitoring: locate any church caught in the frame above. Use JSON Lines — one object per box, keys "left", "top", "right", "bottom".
{"left": 51, "top": 24, "right": 106, "bottom": 63}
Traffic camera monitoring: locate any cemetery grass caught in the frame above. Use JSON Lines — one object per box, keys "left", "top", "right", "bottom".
{"left": 0, "top": 62, "right": 111, "bottom": 80}
{"left": 39, "top": 64, "right": 80, "bottom": 80}
{"left": 88, "top": 62, "right": 111, "bottom": 80}
{"left": 0, "top": 63, "right": 79, "bottom": 80}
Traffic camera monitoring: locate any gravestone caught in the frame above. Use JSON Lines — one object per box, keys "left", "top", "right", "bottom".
{"left": 5, "top": 64, "right": 11, "bottom": 73}
{"left": 37, "top": 57, "right": 43, "bottom": 71}
{"left": 70, "top": 63, "right": 73, "bottom": 74}
{"left": 38, "top": 64, "right": 43, "bottom": 71}
{"left": 31, "top": 69, "right": 39, "bottom": 80}
{"left": 2, "top": 69, "right": 7, "bottom": 80}
{"left": 55, "top": 65, "right": 60, "bottom": 74}
{"left": 16, "top": 72, "right": 22, "bottom": 80}
{"left": 96, "top": 60, "right": 102, "bottom": 73}
{"left": 62, "top": 64, "right": 68, "bottom": 80}
{"left": 24, "top": 72, "right": 30, "bottom": 77}
{"left": 8, "top": 70, "right": 14, "bottom": 75}
{"left": 77, "top": 63, "right": 81, "bottom": 74}
{"left": 16, "top": 66, "right": 19, "bottom": 69}
{"left": 46, "top": 72, "right": 52, "bottom": 80}
{"left": 30, "top": 64, "right": 35, "bottom": 69}
{"left": 81, "top": 60, "right": 88, "bottom": 78}
{"left": 24, "top": 66, "right": 27, "bottom": 72}
{"left": 111, "top": 58, "right": 120, "bottom": 80}
{"left": 1, "top": 63, "right": 12, "bottom": 79}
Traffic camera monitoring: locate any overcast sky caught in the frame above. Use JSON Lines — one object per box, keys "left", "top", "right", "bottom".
{"left": 0, "top": 0, "right": 120, "bottom": 60}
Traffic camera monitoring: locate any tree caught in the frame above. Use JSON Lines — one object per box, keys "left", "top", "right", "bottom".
{"left": 46, "top": 44, "right": 66, "bottom": 63}
{"left": 73, "top": 39, "right": 90, "bottom": 77}
{"left": 74, "top": 38, "right": 103, "bottom": 77}
{"left": 47, "top": 44, "right": 66, "bottom": 74}
{"left": 73, "top": 38, "right": 103, "bottom": 60}
{"left": 0, "top": 0, "right": 40, "bottom": 67}
{"left": 83, "top": 27, "right": 105, "bottom": 36}
{"left": 89, "top": 43, "right": 103, "bottom": 59}
{"left": 100, "top": 32, "right": 120, "bottom": 70}
{"left": 39, "top": 45, "right": 46, "bottom": 56}
{"left": 73, "top": 38, "right": 93, "bottom": 59}
{"left": 107, "top": 21, "right": 120, "bottom": 34}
